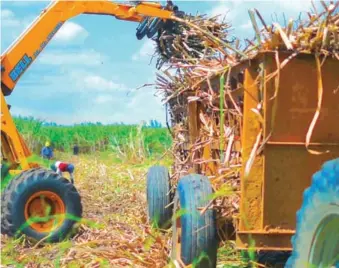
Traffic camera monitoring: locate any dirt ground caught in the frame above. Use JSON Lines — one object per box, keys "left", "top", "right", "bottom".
{"left": 1, "top": 153, "right": 174, "bottom": 267}
{"left": 1, "top": 153, "right": 250, "bottom": 268}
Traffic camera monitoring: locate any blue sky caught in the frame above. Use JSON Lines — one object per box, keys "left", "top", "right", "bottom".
{"left": 1, "top": 0, "right": 321, "bottom": 125}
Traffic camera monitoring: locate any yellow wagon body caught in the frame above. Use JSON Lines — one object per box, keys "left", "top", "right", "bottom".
{"left": 183, "top": 51, "right": 339, "bottom": 251}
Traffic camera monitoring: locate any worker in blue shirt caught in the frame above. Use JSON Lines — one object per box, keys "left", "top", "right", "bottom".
{"left": 41, "top": 141, "right": 54, "bottom": 160}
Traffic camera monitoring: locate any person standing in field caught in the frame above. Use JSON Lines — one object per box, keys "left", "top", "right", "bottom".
{"left": 73, "top": 144, "right": 79, "bottom": 155}
{"left": 41, "top": 141, "right": 54, "bottom": 160}
{"left": 50, "top": 161, "right": 75, "bottom": 184}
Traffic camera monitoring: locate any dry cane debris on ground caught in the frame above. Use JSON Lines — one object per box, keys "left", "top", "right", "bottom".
{"left": 1, "top": 155, "right": 172, "bottom": 268}
{"left": 152, "top": 1, "right": 339, "bottom": 230}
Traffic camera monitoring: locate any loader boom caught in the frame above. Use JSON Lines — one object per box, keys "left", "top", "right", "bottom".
{"left": 0, "top": 0, "right": 174, "bottom": 174}
{"left": 1, "top": 0, "right": 173, "bottom": 95}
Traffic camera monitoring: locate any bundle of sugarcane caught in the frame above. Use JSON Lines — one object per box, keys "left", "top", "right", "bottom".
{"left": 154, "top": 0, "right": 339, "bottom": 228}
{"left": 154, "top": 16, "right": 246, "bottom": 217}
{"left": 156, "top": 62, "right": 245, "bottom": 222}
{"left": 153, "top": 13, "right": 242, "bottom": 69}
{"left": 245, "top": 1, "right": 339, "bottom": 56}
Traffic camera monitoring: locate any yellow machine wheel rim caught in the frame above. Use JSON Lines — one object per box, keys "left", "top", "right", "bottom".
{"left": 24, "top": 191, "right": 65, "bottom": 233}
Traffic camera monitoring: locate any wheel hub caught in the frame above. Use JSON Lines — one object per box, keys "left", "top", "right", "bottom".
{"left": 24, "top": 191, "right": 65, "bottom": 233}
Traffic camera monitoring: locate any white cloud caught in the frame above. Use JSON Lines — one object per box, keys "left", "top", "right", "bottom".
{"left": 1, "top": 9, "right": 22, "bottom": 27}
{"left": 1, "top": 10, "right": 87, "bottom": 46}
{"left": 11, "top": 84, "right": 166, "bottom": 125}
{"left": 63, "top": 70, "right": 127, "bottom": 92}
{"left": 38, "top": 49, "right": 106, "bottom": 66}
{"left": 125, "top": 89, "right": 165, "bottom": 124}
{"left": 208, "top": 0, "right": 314, "bottom": 21}
{"left": 209, "top": 3, "right": 233, "bottom": 21}
{"left": 209, "top": 0, "right": 244, "bottom": 22}
{"left": 1, "top": 9, "right": 35, "bottom": 29}
{"left": 82, "top": 75, "right": 125, "bottom": 91}
{"left": 2, "top": 9, "right": 14, "bottom": 19}
{"left": 207, "top": 0, "right": 316, "bottom": 41}
{"left": 19, "top": 70, "right": 128, "bottom": 96}
{"left": 54, "top": 22, "right": 88, "bottom": 42}
{"left": 132, "top": 39, "right": 155, "bottom": 61}
{"left": 94, "top": 95, "right": 114, "bottom": 104}
{"left": 275, "top": 0, "right": 312, "bottom": 11}
{"left": 239, "top": 20, "right": 252, "bottom": 29}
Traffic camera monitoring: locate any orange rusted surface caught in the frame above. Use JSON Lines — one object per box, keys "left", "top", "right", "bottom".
{"left": 239, "top": 60, "right": 264, "bottom": 232}
{"left": 184, "top": 51, "right": 339, "bottom": 250}
{"left": 236, "top": 231, "right": 293, "bottom": 251}
{"left": 237, "top": 52, "right": 339, "bottom": 250}
{"left": 187, "top": 100, "right": 219, "bottom": 176}
{"left": 262, "top": 52, "right": 339, "bottom": 231}
{"left": 24, "top": 191, "right": 65, "bottom": 233}
{"left": 264, "top": 52, "right": 339, "bottom": 143}
{"left": 188, "top": 101, "right": 200, "bottom": 174}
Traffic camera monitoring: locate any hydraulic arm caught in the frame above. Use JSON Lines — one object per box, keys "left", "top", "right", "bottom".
{"left": 1, "top": 0, "right": 174, "bottom": 94}
{"left": 0, "top": 0, "right": 175, "bottom": 174}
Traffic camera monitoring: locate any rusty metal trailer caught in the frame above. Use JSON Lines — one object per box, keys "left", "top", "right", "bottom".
{"left": 146, "top": 51, "right": 339, "bottom": 267}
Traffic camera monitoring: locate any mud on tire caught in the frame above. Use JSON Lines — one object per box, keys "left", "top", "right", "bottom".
{"left": 1, "top": 168, "right": 82, "bottom": 242}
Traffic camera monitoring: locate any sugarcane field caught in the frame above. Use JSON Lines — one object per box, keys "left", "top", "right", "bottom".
{"left": 1, "top": 0, "right": 339, "bottom": 267}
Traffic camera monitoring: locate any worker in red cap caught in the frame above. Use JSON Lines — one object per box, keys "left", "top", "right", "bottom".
{"left": 50, "top": 161, "right": 75, "bottom": 184}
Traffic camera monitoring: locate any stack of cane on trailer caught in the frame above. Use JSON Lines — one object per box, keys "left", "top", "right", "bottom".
{"left": 146, "top": 2, "right": 339, "bottom": 267}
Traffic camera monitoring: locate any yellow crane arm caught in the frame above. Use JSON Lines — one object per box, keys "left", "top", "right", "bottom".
{"left": 0, "top": 0, "right": 173, "bottom": 96}
{"left": 0, "top": 0, "right": 175, "bottom": 172}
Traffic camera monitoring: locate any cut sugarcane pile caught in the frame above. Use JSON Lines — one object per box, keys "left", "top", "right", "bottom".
{"left": 248, "top": 2, "right": 339, "bottom": 56}
{"left": 153, "top": 13, "right": 242, "bottom": 69}
{"left": 153, "top": 2, "right": 339, "bottom": 225}
{"left": 155, "top": 1, "right": 339, "bottom": 64}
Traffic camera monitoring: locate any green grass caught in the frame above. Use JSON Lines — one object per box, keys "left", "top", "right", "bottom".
{"left": 1, "top": 117, "right": 172, "bottom": 190}
{"left": 1, "top": 153, "right": 173, "bottom": 267}
{"left": 14, "top": 116, "right": 172, "bottom": 157}
{"left": 2, "top": 118, "right": 261, "bottom": 267}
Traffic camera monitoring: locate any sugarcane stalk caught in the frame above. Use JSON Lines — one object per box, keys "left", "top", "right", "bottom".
{"left": 219, "top": 72, "right": 225, "bottom": 161}
{"left": 172, "top": 16, "right": 249, "bottom": 59}
{"left": 248, "top": 9, "right": 262, "bottom": 46}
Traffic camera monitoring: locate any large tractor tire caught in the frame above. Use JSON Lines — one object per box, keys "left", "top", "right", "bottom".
{"left": 146, "top": 165, "right": 173, "bottom": 229}
{"left": 286, "top": 158, "right": 339, "bottom": 268}
{"left": 171, "top": 174, "right": 218, "bottom": 268}
{"left": 1, "top": 168, "right": 82, "bottom": 243}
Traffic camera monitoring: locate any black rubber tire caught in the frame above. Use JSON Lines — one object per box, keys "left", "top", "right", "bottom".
{"left": 1, "top": 162, "right": 11, "bottom": 195}
{"left": 1, "top": 168, "right": 82, "bottom": 242}
{"left": 146, "top": 165, "right": 173, "bottom": 229}
{"left": 171, "top": 174, "right": 218, "bottom": 268}
{"left": 146, "top": 18, "right": 164, "bottom": 38}
{"left": 136, "top": 17, "right": 149, "bottom": 40}
{"left": 1, "top": 170, "right": 17, "bottom": 235}
{"left": 286, "top": 158, "right": 339, "bottom": 268}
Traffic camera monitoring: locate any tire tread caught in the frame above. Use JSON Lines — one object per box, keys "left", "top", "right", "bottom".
{"left": 1, "top": 168, "right": 82, "bottom": 242}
